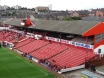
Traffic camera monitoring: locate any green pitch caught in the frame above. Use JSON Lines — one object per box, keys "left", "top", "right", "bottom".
{"left": 0, "top": 47, "right": 55, "bottom": 78}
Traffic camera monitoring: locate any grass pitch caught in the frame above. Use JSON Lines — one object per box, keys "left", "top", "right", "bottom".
{"left": 0, "top": 47, "right": 55, "bottom": 78}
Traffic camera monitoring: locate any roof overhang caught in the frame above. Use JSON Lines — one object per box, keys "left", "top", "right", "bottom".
{"left": 82, "top": 22, "right": 104, "bottom": 36}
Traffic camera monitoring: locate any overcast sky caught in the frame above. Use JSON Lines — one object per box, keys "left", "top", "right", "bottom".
{"left": 0, "top": 0, "right": 104, "bottom": 10}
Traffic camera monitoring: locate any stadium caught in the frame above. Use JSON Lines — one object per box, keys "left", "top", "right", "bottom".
{"left": 0, "top": 18, "right": 104, "bottom": 78}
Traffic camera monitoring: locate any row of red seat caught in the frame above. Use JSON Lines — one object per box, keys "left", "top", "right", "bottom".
{"left": 31, "top": 43, "right": 68, "bottom": 59}
{"left": 17, "top": 39, "right": 49, "bottom": 53}
{"left": 15, "top": 38, "right": 35, "bottom": 48}
{"left": 0, "top": 30, "right": 26, "bottom": 43}
{"left": 48, "top": 45, "right": 96, "bottom": 68}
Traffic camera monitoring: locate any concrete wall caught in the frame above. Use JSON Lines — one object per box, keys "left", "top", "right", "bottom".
{"left": 94, "top": 45, "right": 104, "bottom": 55}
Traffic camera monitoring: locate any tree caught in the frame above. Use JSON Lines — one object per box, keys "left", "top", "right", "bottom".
{"left": 7, "top": 12, "right": 12, "bottom": 16}
{"left": 63, "top": 17, "right": 82, "bottom": 21}
{"left": 6, "top": 7, "right": 11, "bottom": 10}
{"left": 63, "top": 17, "right": 73, "bottom": 21}
{"left": 21, "top": 7, "right": 27, "bottom": 10}
{"left": 71, "top": 17, "right": 82, "bottom": 20}
{"left": 31, "top": 8, "right": 35, "bottom": 11}
{"left": 12, "top": 12, "right": 17, "bottom": 16}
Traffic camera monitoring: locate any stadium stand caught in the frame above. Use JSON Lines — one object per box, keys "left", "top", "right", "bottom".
{"left": 48, "top": 45, "right": 96, "bottom": 69}
{"left": 31, "top": 42, "right": 68, "bottom": 59}
{"left": 2, "top": 18, "right": 103, "bottom": 72}
{"left": 0, "top": 28, "right": 96, "bottom": 71}
{"left": 17, "top": 39, "right": 49, "bottom": 53}
{"left": 14, "top": 38, "right": 35, "bottom": 48}
{"left": 0, "top": 30, "right": 26, "bottom": 43}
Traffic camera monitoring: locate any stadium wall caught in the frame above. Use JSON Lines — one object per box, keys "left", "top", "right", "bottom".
{"left": 94, "top": 45, "right": 104, "bottom": 55}
{"left": 59, "top": 65, "right": 84, "bottom": 73}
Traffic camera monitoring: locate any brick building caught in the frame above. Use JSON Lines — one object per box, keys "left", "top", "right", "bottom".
{"left": 35, "top": 6, "right": 49, "bottom": 13}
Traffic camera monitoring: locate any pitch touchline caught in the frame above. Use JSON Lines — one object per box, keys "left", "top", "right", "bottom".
{"left": 2, "top": 48, "right": 48, "bottom": 75}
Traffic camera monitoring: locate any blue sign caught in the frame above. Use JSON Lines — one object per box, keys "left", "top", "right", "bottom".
{"left": 75, "top": 42, "right": 91, "bottom": 49}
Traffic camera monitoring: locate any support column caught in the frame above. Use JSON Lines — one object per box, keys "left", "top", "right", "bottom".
{"left": 85, "top": 36, "right": 89, "bottom": 61}
{"left": 59, "top": 33, "right": 61, "bottom": 45}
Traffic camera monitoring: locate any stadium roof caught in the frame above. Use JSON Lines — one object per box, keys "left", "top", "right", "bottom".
{"left": 82, "top": 16, "right": 104, "bottom": 21}
{"left": 4, "top": 18, "right": 100, "bottom": 35}
{"left": 82, "top": 22, "right": 104, "bottom": 36}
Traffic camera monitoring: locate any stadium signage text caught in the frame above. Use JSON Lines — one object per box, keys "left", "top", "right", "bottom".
{"left": 75, "top": 42, "right": 92, "bottom": 49}
{"left": 45, "top": 36, "right": 93, "bottom": 49}
{"left": 45, "top": 36, "right": 70, "bottom": 44}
